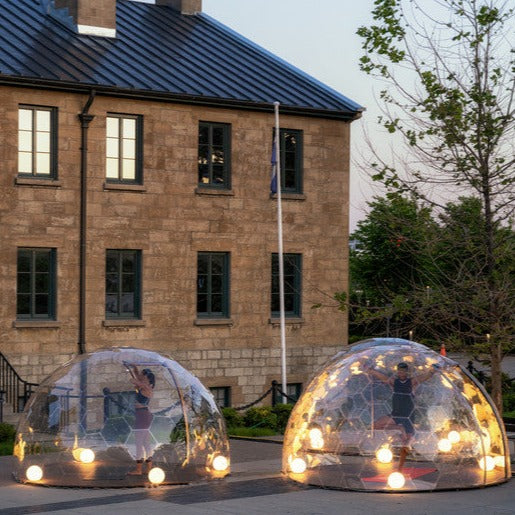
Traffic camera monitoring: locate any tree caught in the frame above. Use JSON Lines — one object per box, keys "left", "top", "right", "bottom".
{"left": 356, "top": 0, "right": 514, "bottom": 411}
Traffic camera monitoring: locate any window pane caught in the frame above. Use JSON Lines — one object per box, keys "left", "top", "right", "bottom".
{"left": 197, "top": 294, "right": 208, "bottom": 313}
{"left": 35, "top": 294, "right": 49, "bottom": 315}
{"left": 36, "top": 132, "right": 50, "bottom": 153}
{"left": 106, "top": 138, "right": 119, "bottom": 159}
{"left": 18, "top": 152, "right": 32, "bottom": 174}
{"left": 122, "top": 274, "right": 135, "bottom": 293}
{"left": 122, "top": 159, "right": 135, "bottom": 180}
{"left": 106, "top": 294, "right": 118, "bottom": 314}
{"left": 36, "top": 110, "right": 51, "bottom": 132}
{"left": 211, "top": 294, "right": 222, "bottom": 313}
{"left": 211, "top": 275, "right": 222, "bottom": 293}
{"left": 106, "top": 275, "right": 118, "bottom": 293}
{"left": 212, "top": 165, "right": 225, "bottom": 184}
{"left": 36, "top": 153, "right": 51, "bottom": 174}
{"left": 122, "top": 139, "right": 135, "bottom": 159}
{"left": 197, "top": 275, "right": 208, "bottom": 293}
{"left": 212, "top": 149, "right": 225, "bottom": 164}
{"left": 35, "top": 273, "right": 49, "bottom": 293}
{"left": 106, "top": 254, "right": 118, "bottom": 273}
{"left": 197, "top": 255, "right": 208, "bottom": 274}
{"left": 18, "top": 131, "right": 32, "bottom": 152}
{"left": 17, "top": 273, "right": 31, "bottom": 294}
{"left": 19, "top": 109, "right": 32, "bottom": 131}
{"left": 35, "top": 252, "right": 50, "bottom": 272}
{"left": 122, "top": 254, "right": 135, "bottom": 272}
{"left": 121, "top": 293, "right": 134, "bottom": 314}
{"left": 106, "top": 117, "right": 119, "bottom": 138}
{"left": 123, "top": 118, "right": 136, "bottom": 139}
{"left": 199, "top": 125, "right": 209, "bottom": 145}
{"left": 211, "top": 256, "right": 223, "bottom": 275}
{"left": 106, "top": 158, "right": 119, "bottom": 178}
{"left": 212, "top": 127, "right": 224, "bottom": 146}
{"left": 17, "top": 294, "right": 30, "bottom": 315}
{"left": 17, "top": 252, "right": 31, "bottom": 272}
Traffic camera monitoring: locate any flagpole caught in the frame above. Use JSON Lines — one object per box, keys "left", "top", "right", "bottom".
{"left": 274, "top": 101, "right": 287, "bottom": 404}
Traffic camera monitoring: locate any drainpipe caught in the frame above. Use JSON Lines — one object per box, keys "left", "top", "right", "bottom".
{"left": 78, "top": 90, "right": 95, "bottom": 356}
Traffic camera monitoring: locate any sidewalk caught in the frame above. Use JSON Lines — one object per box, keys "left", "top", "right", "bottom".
{"left": 0, "top": 438, "right": 513, "bottom": 515}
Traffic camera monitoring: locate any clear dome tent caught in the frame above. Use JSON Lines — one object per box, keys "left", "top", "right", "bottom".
{"left": 13, "top": 347, "right": 230, "bottom": 487}
{"left": 283, "top": 338, "right": 510, "bottom": 492}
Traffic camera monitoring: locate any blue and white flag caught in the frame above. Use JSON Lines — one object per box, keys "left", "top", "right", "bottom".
{"left": 270, "top": 129, "right": 278, "bottom": 194}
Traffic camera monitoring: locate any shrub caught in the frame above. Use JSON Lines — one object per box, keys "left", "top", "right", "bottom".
{"left": 0, "top": 441, "right": 14, "bottom": 456}
{"left": 0, "top": 423, "right": 16, "bottom": 443}
{"left": 221, "top": 407, "right": 244, "bottom": 429}
{"left": 227, "top": 427, "right": 277, "bottom": 437}
{"left": 271, "top": 404, "right": 294, "bottom": 433}
{"left": 503, "top": 392, "right": 515, "bottom": 413}
{"left": 243, "top": 407, "right": 278, "bottom": 430}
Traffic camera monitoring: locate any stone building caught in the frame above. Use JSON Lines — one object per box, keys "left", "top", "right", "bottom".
{"left": 0, "top": 0, "right": 362, "bottom": 413}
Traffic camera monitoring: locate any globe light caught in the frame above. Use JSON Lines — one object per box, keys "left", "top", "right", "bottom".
{"left": 493, "top": 455, "right": 505, "bottom": 468}
{"left": 26, "top": 465, "right": 43, "bottom": 481}
{"left": 79, "top": 449, "right": 95, "bottom": 464}
{"left": 387, "top": 472, "right": 405, "bottom": 489}
{"left": 478, "top": 456, "right": 495, "bottom": 471}
{"left": 448, "top": 431, "right": 461, "bottom": 444}
{"left": 212, "top": 455, "right": 229, "bottom": 471}
{"left": 308, "top": 428, "right": 324, "bottom": 450}
{"left": 437, "top": 438, "right": 452, "bottom": 452}
{"left": 290, "top": 457, "right": 307, "bottom": 474}
{"left": 148, "top": 467, "right": 166, "bottom": 485}
{"left": 376, "top": 447, "right": 393, "bottom": 464}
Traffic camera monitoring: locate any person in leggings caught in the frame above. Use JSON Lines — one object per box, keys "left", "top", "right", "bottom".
{"left": 128, "top": 366, "right": 155, "bottom": 475}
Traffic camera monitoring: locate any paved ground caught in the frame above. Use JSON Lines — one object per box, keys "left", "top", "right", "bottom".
{"left": 0, "top": 438, "right": 513, "bottom": 515}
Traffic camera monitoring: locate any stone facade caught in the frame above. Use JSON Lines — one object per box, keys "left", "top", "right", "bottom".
{"left": 0, "top": 85, "right": 350, "bottom": 409}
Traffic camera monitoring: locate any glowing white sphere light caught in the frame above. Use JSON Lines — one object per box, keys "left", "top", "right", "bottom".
{"left": 290, "top": 457, "right": 307, "bottom": 474}
{"left": 212, "top": 455, "right": 229, "bottom": 471}
{"left": 26, "top": 465, "right": 43, "bottom": 481}
{"left": 478, "top": 456, "right": 495, "bottom": 471}
{"left": 387, "top": 472, "right": 405, "bottom": 489}
{"left": 148, "top": 467, "right": 166, "bottom": 485}
{"left": 308, "top": 428, "right": 324, "bottom": 450}
{"left": 448, "top": 431, "right": 461, "bottom": 444}
{"left": 376, "top": 447, "right": 393, "bottom": 464}
{"left": 437, "top": 438, "right": 452, "bottom": 452}
{"left": 79, "top": 449, "right": 95, "bottom": 464}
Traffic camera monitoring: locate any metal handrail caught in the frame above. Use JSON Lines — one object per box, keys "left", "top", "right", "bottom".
{"left": 0, "top": 351, "right": 38, "bottom": 417}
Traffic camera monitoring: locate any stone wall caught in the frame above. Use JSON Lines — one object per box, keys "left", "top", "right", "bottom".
{"left": 0, "top": 84, "right": 350, "bottom": 407}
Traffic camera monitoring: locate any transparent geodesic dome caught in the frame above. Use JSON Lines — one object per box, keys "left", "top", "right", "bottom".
{"left": 283, "top": 338, "right": 510, "bottom": 492}
{"left": 13, "top": 347, "right": 230, "bottom": 487}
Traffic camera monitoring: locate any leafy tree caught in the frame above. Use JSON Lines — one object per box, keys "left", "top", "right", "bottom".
{"left": 356, "top": 0, "right": 515, "bottom": 411}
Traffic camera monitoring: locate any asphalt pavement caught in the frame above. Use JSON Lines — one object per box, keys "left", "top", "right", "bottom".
{"left": 0, "top": 438, "right": 513, "bottom": 515}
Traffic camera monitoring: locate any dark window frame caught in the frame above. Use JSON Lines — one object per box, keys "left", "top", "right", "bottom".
{"left": 105, "top": 113, "right": 144, "bottom": 184}
{"left": 197, "top": 252, "right": 230, "bottom": 318}
{"left": 209, "top": 386, "right": 231, "bottom": 408}
{"left": 198, "top": 122, "right": 231, "bottom": 189}
{"left": 274, "top": 382, "right": 302, "bottom": 405}
{"left": 16, "top": 248, "right": 57, "bottom": 320}
{"left": 105, "top": 249, "right": 142, "bottom": 319}
{"left": 18, "top": 105, "right": 58, "bottom": 179}
{"left": 271, "top": 253, "right": 302, "bottom": 318}
{"left": 279, "top": 128, "right": 303, "bottom": 194}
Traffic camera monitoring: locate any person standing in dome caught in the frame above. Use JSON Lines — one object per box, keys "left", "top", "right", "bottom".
{"left": 127, "top": 365, "right": 155, "bottom": 475}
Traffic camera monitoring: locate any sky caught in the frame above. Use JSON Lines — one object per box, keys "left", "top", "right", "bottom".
{"left": 136, "top": 0, "right": 386, "bottom": 232}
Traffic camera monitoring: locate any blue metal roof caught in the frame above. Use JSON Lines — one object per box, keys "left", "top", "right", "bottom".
{"left": 0, "top": 0, "right": 363, "bottom": 119}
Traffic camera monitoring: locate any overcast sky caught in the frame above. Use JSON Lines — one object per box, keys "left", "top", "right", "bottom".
{"left": 135, "top": 0, "right": 385, "bottom": 231}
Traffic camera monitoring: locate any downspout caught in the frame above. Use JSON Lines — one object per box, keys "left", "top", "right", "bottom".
{"left": 78, "top": 90, "right": 96, "bottom": 356}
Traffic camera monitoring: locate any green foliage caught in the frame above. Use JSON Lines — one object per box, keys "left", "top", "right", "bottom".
{"left": 243, "top": 407, "right": 278, "bottom": 430}
{"left": 0, "top": 423, "right": 16, "bottom": 443}
{"left": 169, "top": 417, "right": 186, "bottom": 443}
{"left": 271, "top": 404, "right": 294, "bottom": 433}
{"left": 226, "top": 427, "right": 277, "bottom": 438}
{"left": 0, "top": 441, "right": 14, "bottom": 456}
{"left": 221, "top": 407, "right": 244, "bottom": 429}
{"left": 503, "top": 392, "right": 515, "bottom": 414}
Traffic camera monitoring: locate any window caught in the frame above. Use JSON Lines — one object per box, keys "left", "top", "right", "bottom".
{"left": 17, "top": 248, "right": 56, "bottom": 319}
{"left": 197, "top": 252, "right": 230, "bottom": 318}
{"left": 279, "top": 129, "right": 303, "bottom": 194}
{"left": 210, "top": 387, "right": 231, "bottom": 408}
{"left": 106, "top": 114, "right": 143, "bottom": 183}
{"left": 198, "top": 122, "right": 231, "bottom": 188}
{"left": 18, "top": 106, "right": 57, "bottom": 178}
{"left": 105, "top": 250, "right": 142, "bottom": 319}
{"left": 274, "top": 383, "right": 302, "bottom": 405}
{"left": 271, "top": 253, "right": 302, "bottom": 317}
